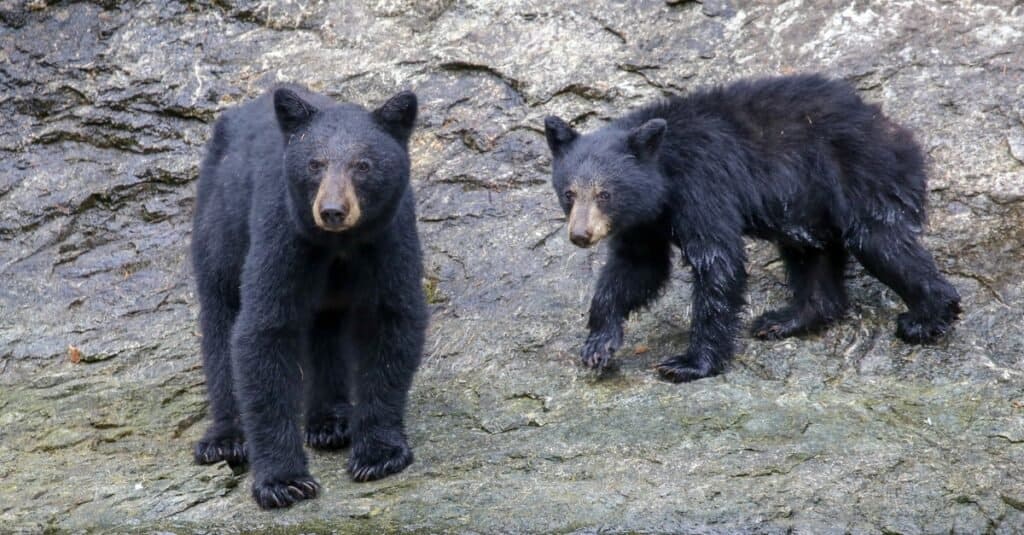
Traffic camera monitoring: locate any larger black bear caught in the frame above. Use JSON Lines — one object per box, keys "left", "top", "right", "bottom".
{"left": 544, "top": 74, "right": 960, "bottom": 383}
{"left": 191, "top": 85, "right": 427, "bottom": 509}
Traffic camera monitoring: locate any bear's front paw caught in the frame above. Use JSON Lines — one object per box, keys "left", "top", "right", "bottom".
{"left": 194, "top": 426, "right": 247, "bottom": 468}
{"left": 656, "top": 351, "right": 723, "bottom": 383}
{"left": 348, "top": 430, "right": 413, "bottom": 482}
{"left": 306, "top": 411, "right": 351, "bottom": 450}
{"left": 580, "top": 327, "right": 623, "bottom": 369}
{"left": 251, "top": 474, "right": 320, "bottom": 509}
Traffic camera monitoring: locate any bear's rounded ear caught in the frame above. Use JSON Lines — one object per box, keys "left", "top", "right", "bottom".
{"left": 274, "top": 88, "right": 318, "bottom": 134}
{"left": 628, "top": 118, "right": 667, "bottom": 160}
{"left": 373, "top": 90, "right": 418, "bottom": 143}
{"left": 544, "top": 115, "right": 578, "bottom": 157}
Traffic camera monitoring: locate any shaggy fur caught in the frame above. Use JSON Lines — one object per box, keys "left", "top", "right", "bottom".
{"left": 191, "top": 85, "right": 427, "bottom": 509}
{"left": 545, "top": 74, "right": 960, "bottom": 383}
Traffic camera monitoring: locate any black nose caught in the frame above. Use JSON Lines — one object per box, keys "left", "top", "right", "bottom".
{"left": 570, "top": 228, "right": 592, "bottom": 247}
{"left": 319, "top": 204, "right": 347, "bottom": 227}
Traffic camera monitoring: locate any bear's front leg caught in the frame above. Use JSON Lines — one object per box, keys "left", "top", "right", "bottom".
{"left": 581, "top": 321, "right": 624, "bottom": 370}
{"left": 346, "top": 233, "right": 427, "bottom": 482}
{"left": 231, "top": 238, "right": 323, "bottom": 509}
{"left": 347, "top": 306, "right": 426, "bottom": 482}
{"left": 657, "top": 238, "right": 747, "bottom": 382}
{"left": 583, "top": 229, "right": 672, "bottom": 369}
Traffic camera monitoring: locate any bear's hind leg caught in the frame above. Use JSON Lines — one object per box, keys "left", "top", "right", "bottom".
{"left": 304, "top": 310, "right": 353, "bottom": 451}
{"left": 194, "top": 283, "right": 246, "bottom": 468}
{"left": 751, "top": 244, "right": 848, "bottom": 340}
{"left": 847, "top": 220, "right": 960, "bottom": 343}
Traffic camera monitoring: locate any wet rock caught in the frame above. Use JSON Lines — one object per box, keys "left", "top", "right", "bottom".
{"left": 1, "top": 0, "right": 1023, "bottom": 532}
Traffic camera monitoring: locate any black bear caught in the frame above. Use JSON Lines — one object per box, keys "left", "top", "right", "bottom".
{"left": 191, "top": 84, "right": 428, "bottom": 509}
{"left": 544, "top": 74, "right": 960, "bottom": 383}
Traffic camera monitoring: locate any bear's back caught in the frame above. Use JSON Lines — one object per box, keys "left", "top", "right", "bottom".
{"left": 192, "top": 88, "right": 303, "bottom": 283}
{"left": 199, "top": 84, "right": 339, "bottom": 194}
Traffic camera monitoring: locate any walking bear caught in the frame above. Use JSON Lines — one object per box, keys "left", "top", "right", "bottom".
{"left": 544, "top": 74, "right": 960, "bottom": 383}
{"left": 191, "top": 84, "right": 427, "bottom": 509}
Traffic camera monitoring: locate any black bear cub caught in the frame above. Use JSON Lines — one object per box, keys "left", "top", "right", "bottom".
{"left": 544, "top": 74, "right": 960, "bottom": 383}
{"left": 191, "top": 84, "right": 427, "bottom": 509}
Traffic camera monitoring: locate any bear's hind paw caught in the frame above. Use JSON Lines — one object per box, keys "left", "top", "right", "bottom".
{"left": 306, "top": 415, "right": 351, "bottom": 450}
{"left": 751, "top": 306, "right": 837, "bottom": 340}
{"left": 895, "top": 312, "right": 953, "bottom": 344}
{"left": 656, "top": 352, "right": 723, "bottom": 383}
{"left": 194, "top": 435, "right": 247, "bottom": 468}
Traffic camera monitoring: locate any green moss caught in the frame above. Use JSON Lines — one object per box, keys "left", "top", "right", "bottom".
{"left": 423, "top": 275, "right": 447, "bottom": 305}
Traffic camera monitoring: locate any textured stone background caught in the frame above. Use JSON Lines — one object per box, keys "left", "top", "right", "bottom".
{"left": 1, "top": 0, "right": 1023, "bottom": 532}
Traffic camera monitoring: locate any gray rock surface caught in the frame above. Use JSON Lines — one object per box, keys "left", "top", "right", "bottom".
{"left": 1, "top": 0, "right": 1023, "bottom": 532}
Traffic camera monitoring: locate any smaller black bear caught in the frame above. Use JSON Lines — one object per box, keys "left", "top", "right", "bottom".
{"left": 544, "top": 74, "right": 960, "bottom": 382}
{"left": 191, "top": 84, "right": 427, "bottom": 509}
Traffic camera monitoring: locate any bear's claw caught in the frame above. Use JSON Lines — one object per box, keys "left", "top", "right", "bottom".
{"left": 251, "top": 475, "right": 320, "bottom": 509}
{"left": 896, "top": 312, "right": 951, "bottom": 344}
{"left": 895, "top": 297, "right": 961, "bottom": 344}
{"left": 751, "top": 306, "right": 834, "bottom": 340}
{"left": 306, "top": 414, "right": 351, "bottom": 450}
{"left": 348, "top": 433, "right": 413, "bottom": 482}
{"left": 656, "top": 351, "right": 722, "bottom": 383}
{"left": 580, "top": 326, "right": 623, "bottom": 369}
{"left": 194, "top": 434, "right": 247, "bottom": 468}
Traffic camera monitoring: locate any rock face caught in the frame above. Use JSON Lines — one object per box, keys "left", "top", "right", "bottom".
{"left": 1, "top": 0, "right": 1022, "bottom": 532}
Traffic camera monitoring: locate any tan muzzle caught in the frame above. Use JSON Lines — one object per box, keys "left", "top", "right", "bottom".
{"left": 567, "top": 201, "right": 610, "bottom": 247}
{"left": 312, "top": 169, "right": 361, "bottom": 232}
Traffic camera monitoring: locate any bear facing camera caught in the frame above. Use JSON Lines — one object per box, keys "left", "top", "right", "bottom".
{"left": 191, "top": 85, "right": 428, "bottom": 509}
{"left": 545, "top": 74, "right": 961, "bottom": 383}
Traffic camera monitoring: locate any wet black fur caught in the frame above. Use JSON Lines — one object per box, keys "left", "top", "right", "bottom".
{"left": 545, "top": 74, "right": 960, "bottom": 382}
{"left": 191, "top": 85, "right": 427, "bottom": 508}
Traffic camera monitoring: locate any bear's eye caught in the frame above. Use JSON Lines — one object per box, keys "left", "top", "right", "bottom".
{"left": 564, "top": 190, "right": 576, "bottom": 203}
{"left": 354, "top": 160, "right": 371, "bottom": 173}
{"left": 597, "top": 191, "right": 611, "bottom": 202}
{"left": 308, "top": 160, "right": 326, "bottom": 173}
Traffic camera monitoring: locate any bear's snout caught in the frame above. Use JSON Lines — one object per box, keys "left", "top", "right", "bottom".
{"left": 312, "top": 170, "right": 362, "bottom": 232}
{"left": 569, "top": 226, "right": 594, "bottom": 247}
{"left": 318, "top": 201, "right": 348, "bottom": 229}
{"left": 567, "top": 201, "right": 611, "bottom": 248}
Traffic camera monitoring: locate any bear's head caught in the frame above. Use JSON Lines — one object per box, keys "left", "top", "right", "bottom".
{"left": 274, "top": 88, "right": 417, "bottom": 237}
{"left": 544, "top": 115, "right": 668, "bottom": 248}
